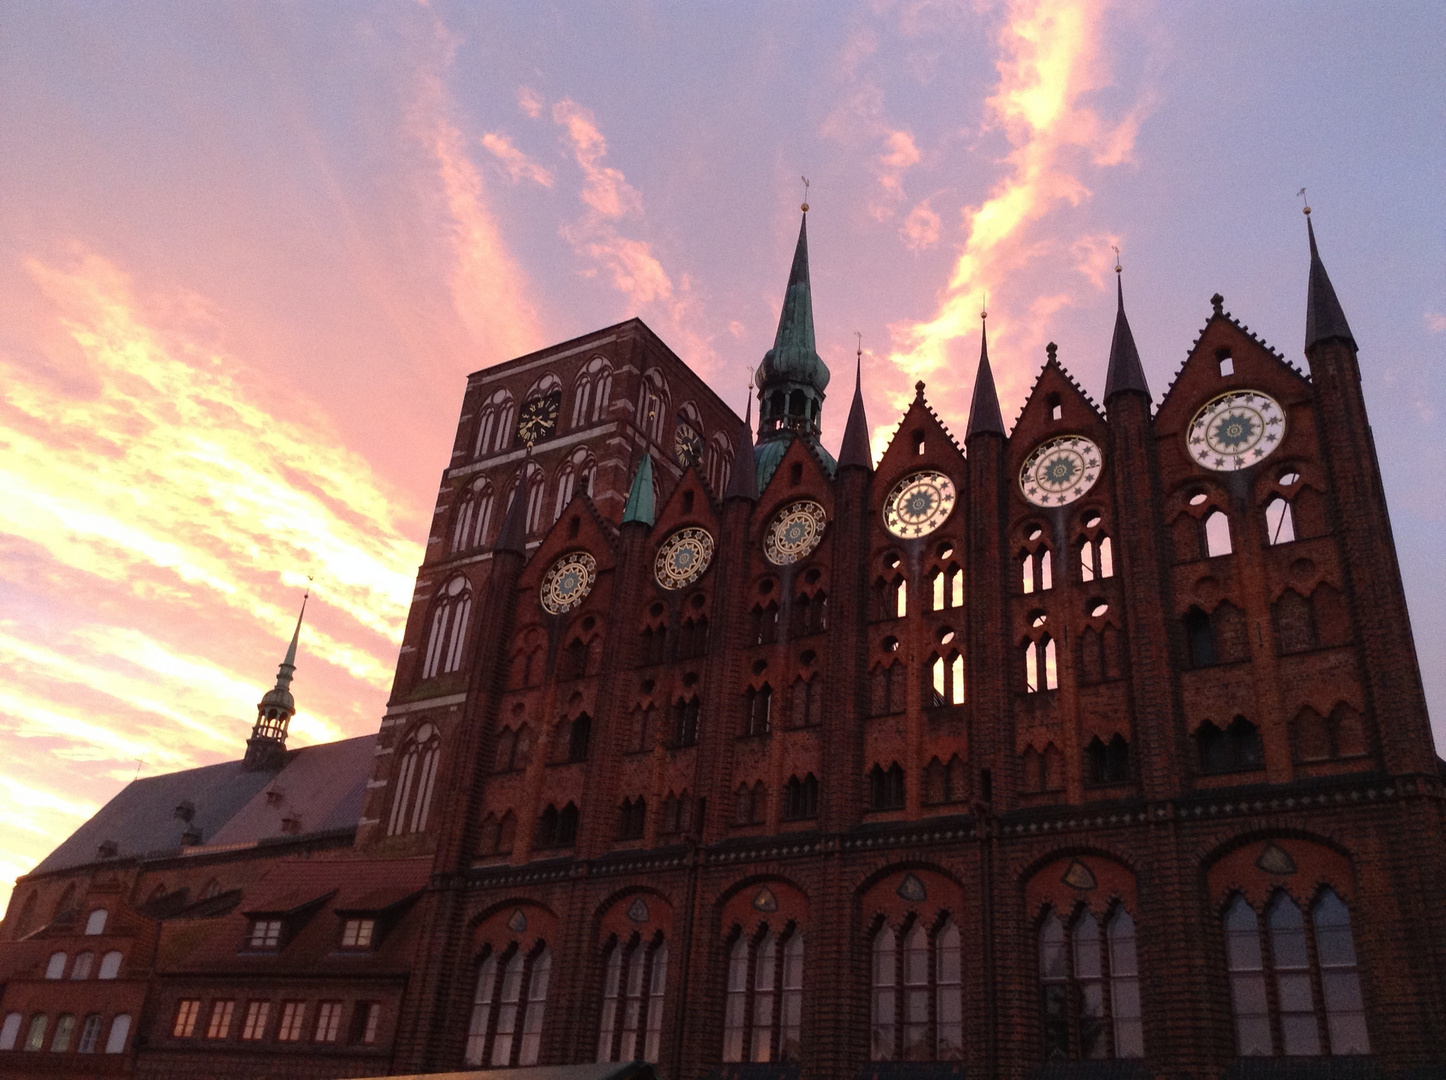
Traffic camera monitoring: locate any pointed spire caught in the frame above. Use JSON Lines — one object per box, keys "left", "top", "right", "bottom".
{"left": 623, "top": 452, "right": 655, "bottom": 526}
{"left": 495, "top": 459, "right": 531, "bottom": 554}
{"left": 837, "top": 345, "right": 872, "bottom": 469}
{"left": 725, "top": 396, "right": 758, "bottom": 500}
{"left": 1104, "top": 270, "right": 1150, "bottom": 401}
{"left": 966, "top": 308, "right": 1005, "bottom": 438}
{"left": 1304, "top": 210, "right": 1356, "bottom": 352}
{"left": 247, "top": 588, "right": 307, "bottom": 769}
{"left": 756, "top": 211, "right": 830, "bottom": 394}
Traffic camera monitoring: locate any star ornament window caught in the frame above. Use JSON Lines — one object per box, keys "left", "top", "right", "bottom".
{"left": 1020, "top": 436, "right": 1102, "bottom": 508}
{"left": 1187, "top": 391, "right": 1285, "bottom": 472}
{"left": 883, "top": 470, "right": 957, "bottom": 539}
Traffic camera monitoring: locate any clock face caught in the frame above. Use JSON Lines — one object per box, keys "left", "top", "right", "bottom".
{"left": 516, "top": 392, "right": 560, "bottom": 446}
{"left": 655, "top": 527, "right": 714, "bottom": 590}
{"left": 1020, "top": 436, "right": 1102, "bottom": 507}
{"left": 764, "top": 500, "right": 827, "bottom": 565}
{"left": 883, "top": 470, "right": 957, "bottom": 539}
{"left": 1187, "top": 391, "right": 1286, "bottom": 471}
{"left": 540, "top": 551, "right": 596, "bottom": 615}
{"left": 674, "top": 421, "right": 704, "bottom": 468}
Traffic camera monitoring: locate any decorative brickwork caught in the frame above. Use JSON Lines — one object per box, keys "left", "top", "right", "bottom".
{"left": 2, "top": 218, "right": 1443, "bottom": 1080}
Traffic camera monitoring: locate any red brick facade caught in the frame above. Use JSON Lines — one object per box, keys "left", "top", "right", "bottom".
{"left": 2, "top": 219, "right": 1444, "bottom": 1080}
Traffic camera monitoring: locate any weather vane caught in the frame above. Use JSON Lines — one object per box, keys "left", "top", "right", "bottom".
{"left": 1298, "top": 187, "right": 1310, "bottom": 215}
{"left": 1113, "top": 245, "right": 1121, "bottom": 274}
{"left": 981, "top": 292, "right": 988, "bottom": 320}
{"left": 854, "top": 331, "right": 862, "bottom": 360}
{"left": 800, "top": 176, "right": 810, "bottom": 213}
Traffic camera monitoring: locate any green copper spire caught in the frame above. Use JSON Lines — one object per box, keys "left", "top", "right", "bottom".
{"left": 757, "top": 213, "right": 830, "bottom": 395}
{"left": 755, "top": 208, "right": 831, "bottom": 448}
{"left": 623, "top": 453, "right": 655, "bottom": 526}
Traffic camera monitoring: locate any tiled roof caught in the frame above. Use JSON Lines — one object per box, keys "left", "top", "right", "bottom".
{"left": 30, "top": 735, "right": 374, "bottom": 877}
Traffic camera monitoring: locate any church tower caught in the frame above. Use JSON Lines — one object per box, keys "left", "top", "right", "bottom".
{"left": 244, "top": 592, "right": 307, "bottom": 770}
{"left": 753, "top": 208, "right": 833, "bottom": 485}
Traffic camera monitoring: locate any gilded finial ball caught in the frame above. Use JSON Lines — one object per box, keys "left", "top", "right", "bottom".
{"left": 801, "top": 202, "right": 809, "bottom": 213}
{"left": 1302, "top": 204, "right": 1311, "bottom": 216}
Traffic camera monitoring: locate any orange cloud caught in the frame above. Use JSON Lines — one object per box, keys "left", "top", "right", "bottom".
{"left": 902, "top": 198, "right": 942, "bottom": 251}
{"left": 414, "top": 71, "right": 543, "bottom": 363}
{"left": 552, "top": 99, "right": 644, "bottom": 220}
{"left": 884, "top": 0, "right": 1148, "bottom": 424}
{"left": 480, "top": 132, "right": 555, "bottom": 187}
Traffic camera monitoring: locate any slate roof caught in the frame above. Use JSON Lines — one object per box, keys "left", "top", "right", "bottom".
{"left": 31, "top": 735, "right": 375, "bottom": 877}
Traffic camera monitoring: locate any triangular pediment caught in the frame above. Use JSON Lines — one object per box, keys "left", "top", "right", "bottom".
{"left": 1155, "top": 303, "right": 1311, "bottom": 435}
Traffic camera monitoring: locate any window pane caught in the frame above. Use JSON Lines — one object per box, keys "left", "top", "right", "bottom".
{"left": 780, "top": 935, "right": 803, "bottom": 1062}
{"left": 518, "top": 948, "right": 550, "bottom": 1066}
{"left": 467, "top": 954, "right": 496, "bottom": 1066}
{"left": 936, "top": 919, "right": 963, "bottom": 1061}
{"left": 751, "top": 935, "right": 776, "bottom": 1062}
{"left": 871, "top": 927, "right": 896, "bottom": 1061}
{"left": 596, "top": 945, "right": 621, "bottom": 1063}
{"left": 104, "top": 1015, "right": 131, "bottom": 1054}
{"left": 722, "top": 937, "right": 748, "bottom": 1062}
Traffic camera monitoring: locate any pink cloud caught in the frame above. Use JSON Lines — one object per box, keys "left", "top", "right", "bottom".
{"left": 480, "top": 132, "right": 555, "bottom": 187}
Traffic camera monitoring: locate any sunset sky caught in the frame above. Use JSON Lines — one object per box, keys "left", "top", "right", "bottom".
{"left": 1, "top": 1, "right": 1442, "bottom": 908}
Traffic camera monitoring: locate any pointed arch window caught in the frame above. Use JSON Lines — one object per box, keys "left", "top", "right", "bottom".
{"left": 1222, "top": 889, "right": 1371, "bottom": 1058}
{"left": 793, "top": 592, "right": 827, "bottom": 636}
{"left": 870, "top": 916, "right": 964, "bottom": 1061}
{"left": 387, "top": 723, "right": 441, "bottom": 836}
{"left": 422, "top": 576, "right": 472, "bottom": 679}
{"left": 791, "top": 676, "right": 821, "bottom": 728}
{"left": 452, "top": 480, "right": 495, "bottom": 553}
{"left": 1022, "top": 548, "right": 1053, "bottom": 594}
{"left": 1195, "top": 716, "right": 1265, "bottom": 774}
{"left": 930, "top": 564, "right": 964, "bottom": 610}
{"left": 1080, "top": 536, "right": 1114, "bottom": 581}
{"left": 1038, "top": 905, "right": 1143, "bottom": 1060}
{"left": 1024, "top": 636, "right": 1058, "bottom": 693}
{"left": 872, "top": 662, "right": 907, "bottom": 716}
{"left": 671, "top": 697, "right": 700, "bottom": 748}
{"left": 678, "top": 616, "right": 709, "bottom": 659}
{"left": 475, "top": 389, "right": 516, "bottom": 458}
{"left": 573, "top": 357, "right": 613, "bottom": 427}
{"left": 1085, "top": 734, "right": 1130, "bottom": 787}
{"left": 783, "top": 774, "right": 818, "bottom": 820}
{"left": 751, "top": 603, "right": 780, "bottom": 645}
{"left": 479, "top": 811, "right": 516, "bottom": 856}
{"left": 617, "top": 797, "right": 646, "bottom": 840}
{"left": 597, "top": 936, "right": 669, "bottom": 1062}
{"left": 868, "top": 763, "right": 905, "bottom": 811}
{"left": 706, "top": 434, "right": 733, "bottom": 494}
{"left": 639, "top": 369, "right": 670, "bottom": 443}
{"left": 930, "top": 651, "right": 965, "bottom": 706}
{"left": 466, "top": 944, "right": 553, "bottom": 1067}
{"left": 536, "top": 802, "right": 579, "bottom": 849}
{"left": 1265, "top": 496, "right": 1296, "bottom": 545}
{"left": 744, "top": 685, "right": 772, "bottom": 737}
{"left": 1204, "top": 510, "right": 1233, "bottom": 557}
{"left": 554, "top": 449, "right": 597, "bottom": 521}
{"left": 923, "top": 755, "right": 967, "bottom": 805}
{"left": 735, "top": 781, "right": 766, "bottom": 826}
{"left": 722, "top": 928, "right": 803, "bottom": 1063}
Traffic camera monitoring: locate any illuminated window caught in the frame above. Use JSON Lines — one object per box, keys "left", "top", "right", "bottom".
{"left": 721, "top": 930, "right": 804, "bottom": 1063}
{"left": 206, "top": 1000, "right": 235, "bottom": 1039}
{"left": 277, "top": 1001, "right": 306, "bottom": 1042}
{"left": 597, "top": 938, "right": 668, "bottom": 1063}
{"left": 341, "top": 918, "right": 375, "bottom": 949}
{"left": 249, "top": 919, "right": 283, "bottom": 950}
{"left": 172, "top": 1000, "right": 201, "bottom": 1038}
{"left": 314, "top": 1001, "right": 343, "bottom": 1043}
{"left": 240, "top": 1001, "right": 270, "bottom": 1041}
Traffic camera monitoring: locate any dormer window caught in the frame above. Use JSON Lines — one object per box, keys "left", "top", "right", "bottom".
{"left": 249, "top": 918, "right": 283, "bottom": 950}
{"left": 341, "top": 918, "right": 376, "bottom": 950}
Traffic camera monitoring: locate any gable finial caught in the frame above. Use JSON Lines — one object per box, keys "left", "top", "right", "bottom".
{"left": 800, "top": 176, "right": 810, "bottom": 213}
{"left": 1045, "top": 342, "right": 1058, "bottom": 364}
{"left": 1299, "top": 187, "right": 1310, "bottom": 216}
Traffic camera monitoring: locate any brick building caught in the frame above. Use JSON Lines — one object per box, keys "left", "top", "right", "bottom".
{"left": 1, "top": 209, "right": 1443, "bottom": 1080}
